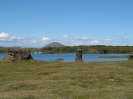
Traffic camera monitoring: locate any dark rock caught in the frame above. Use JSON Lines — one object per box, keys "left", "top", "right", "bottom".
{"left": 129, "top": 52, "right": 133, "bottom": 60}
{"left": 3, "top": 48, "right": 33, "bottom": 62}
{"left": 75, "top": 48, "right": 83, "bottom": 62}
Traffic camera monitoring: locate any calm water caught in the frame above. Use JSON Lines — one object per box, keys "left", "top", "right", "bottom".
{"left": 0, "top": 53, "right": 129, "bottom": 62}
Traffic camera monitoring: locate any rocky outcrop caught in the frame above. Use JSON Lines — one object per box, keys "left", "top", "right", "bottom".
{"left": 75, "top": 48, "right": 83, "bottom": 62}
{"left": 129, "top": 52, "right": 133, "bottom": 60}
{"left": 3, "top": 48, "right": 33, "bottom": 62}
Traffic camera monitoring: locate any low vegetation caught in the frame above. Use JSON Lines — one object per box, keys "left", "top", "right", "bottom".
{"left": 41, "top": 45, "right": 133, "bottom": 54}
{"left": 0, "top": 60, "right": 133, "bottom": 99}
{"left": 1, "top": 45, "right": 133, "bottom": 54}
{"left": 0, "top": 47, "right": 41, "bottom": 53}
{"left": 99, "top": 55, "right": 129, "bottom": 58}
{"left": 55, "top": 58, "right": 64, "bottom": 62}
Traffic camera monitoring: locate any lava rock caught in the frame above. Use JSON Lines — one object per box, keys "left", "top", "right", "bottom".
{"left": 75, "top": 48, "right": 83, "bottom": 62}
{"left": 3, "top": 48, "right": 33, "bottom": 62}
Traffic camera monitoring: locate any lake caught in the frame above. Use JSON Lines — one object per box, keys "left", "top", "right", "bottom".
{"left": 0, "top": 53, "right": 129, "bottom": 62}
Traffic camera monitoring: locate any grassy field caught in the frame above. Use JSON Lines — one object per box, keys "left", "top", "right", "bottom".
{"left": 0, "top": 60, "right": 133, "bottom": 99}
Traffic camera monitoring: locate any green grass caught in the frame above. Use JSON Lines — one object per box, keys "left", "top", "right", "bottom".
{"left": 0, "top": 60, "right": 133, "bottom": 99}
{"left": 99, "top": 55, "right": 129, "bottom": 58}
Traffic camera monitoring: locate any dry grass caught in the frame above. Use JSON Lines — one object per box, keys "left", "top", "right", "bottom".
{"left": 0, "top": 60, "right": 133, "bottom": 99}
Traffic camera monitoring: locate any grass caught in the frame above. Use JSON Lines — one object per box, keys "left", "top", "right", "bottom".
{"left": 99, "top": 55, "right": 129, "bottom": 58}
{"left": 0, "top": 60, "right": 133, "bottom": 99}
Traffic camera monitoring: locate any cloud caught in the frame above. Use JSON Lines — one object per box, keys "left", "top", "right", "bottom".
{"left": 82, "top": 37, "right": 88, "bottom": 40}
{"left": 70, "top": 39, "right": 83, "bottom": 45}
{"left": 1, "top": 32, "right": 133, "bottom": 47}
{"left": 0, "top": 32, "right": 9, "bottom": 41}
{"left": 0, "top": 32, "right": 52, "bottom": 47}
{"left": 66, "top": 36, "right": 89, "bottom": 45}
{"left": 42, "top": 37, "right": 50, "bottom": 41}
{"left": 31, "top": 40, "right": 37, "bottom": 43}
{"left": 62, "top": 35, "right": 68, "bottom": 38}
{"left": 0, "top": 32, "right": 17, "bottom": 41}
{"left": 0, "top": 33, "right": 90, "bottom": 46}
{"left": 0, "top": 32, "right": 9, "bottom": 38}
{"left": 91, "top": 40, "right": 99, "bottom": 44}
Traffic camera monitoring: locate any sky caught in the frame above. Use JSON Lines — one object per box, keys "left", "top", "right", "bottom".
{"left": 0, "top": 0, "right": 133, "bottom": 47}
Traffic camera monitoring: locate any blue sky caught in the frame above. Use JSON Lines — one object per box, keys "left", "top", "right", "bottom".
{"left": 0, "top": 0, "right": 133, "bottom": 47}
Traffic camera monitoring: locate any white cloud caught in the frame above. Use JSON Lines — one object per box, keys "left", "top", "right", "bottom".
{"left": 42, "top": 37, "right": 50, "bottom": 41}
{"left": 0, "top": 32, "right": 9, "bottom": 39}
{"left": 66, "top": 36, "right": 89, "bottom": 46}
{"left": 10, "top": 35, "right": 16, "bottom": 39}
{"left": 0, "top": 32, "right": 51, "bottom": 47}
{"left": 0, "top": 32, "right": 17, "bottom": 41}
{"left": 82, "top": 37, "right": 88, "bottom": 40}
{"left": 0, "top": 34, "right": 90, "bottom": 46}
{"left": 70, "top": 39, "right": 81, "bottom": 45}
{"left": 1, "top": 32, "right": 133, "bottom": 47}
{"left": 62, "top": 35, "right": 68, "bottom": 38}
{"left": 91, "top": 40, "right": 99, "bottom": 44}
{"left": 31, "top": 40, "right": 37, "bottom": 43}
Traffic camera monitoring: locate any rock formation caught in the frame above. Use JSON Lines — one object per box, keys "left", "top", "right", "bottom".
{"left": 129, "top": 52, "right": 133, "bottom": 60}
{"left": 3, "top": 48, "right": 33, "bottom": 62}
{"left": 75, "top": 48, "right": 83, "bottom": 62}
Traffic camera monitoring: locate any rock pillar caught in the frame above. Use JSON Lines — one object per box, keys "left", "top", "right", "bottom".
{"left": 129, "top": 52, "right": 133, "bottom": 60}
{"left": 75, "top": 48, "right": 83, "bottom": 62}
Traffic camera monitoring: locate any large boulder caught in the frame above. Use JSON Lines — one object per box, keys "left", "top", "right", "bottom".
{"left": 3, "top": 48, "right": 33, "bottom": 62}
{"left": 129, "top": 52, "right": 133, "bottom": 60}
{"left": 75, "top": 48, "right": 83, "bottom": 62}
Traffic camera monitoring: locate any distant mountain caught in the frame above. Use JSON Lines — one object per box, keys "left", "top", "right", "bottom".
{"left": 44, "top": 42, "right": 65, "bottom": 47}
